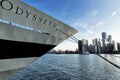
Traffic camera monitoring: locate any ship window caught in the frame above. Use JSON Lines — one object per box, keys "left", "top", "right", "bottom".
{"left": 0, "top": 19, "right": 50, "bottom": 35}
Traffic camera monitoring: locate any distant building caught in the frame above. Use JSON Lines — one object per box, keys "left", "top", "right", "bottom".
{"left": 106, "top": 43, "right": 114, "bottom": 53}
{"left": 95, "top": 38, "right": 98, "bottom": 46}
{"left": 94, "top": 38, "right": 98, "bottom": 53}
{"left": 88, "top": 44, "right": 94, "bottom": 53}
{"left": 92, "top": 39, "right": 95, "bottom": 46}
{"left": 113, "top": 40, "right": 118, "bottom": 51}
{"left": 78, "top": 40, "right": 82, "bottom": 53}
{"left": 82, "top": 39, "right": 88, "bottom": 53}
{"left": 78, "top": 39, "right": 89, "bottom": 53}
{"left": 102, "top": 32, "right": 107, "bottom": 52}
{"left": 92, "top": 39, "right": 95, "bottom": 52}
{"left": 117, "top": 43, "right": 120, "bottom": 52}
{"left": 78, "top": 32, "right": 119, "bottom": 54}
{"left": 92, "top": 38, "right": 101, "bottom": 53}
{"left": 108, "top": 35, "right": 112, "bottom": 43}
{"left": 97, "top": 39, "right": 102, "bottom": 53}
{"left": 102, "top": 32, "right": 107, "bottom": 40}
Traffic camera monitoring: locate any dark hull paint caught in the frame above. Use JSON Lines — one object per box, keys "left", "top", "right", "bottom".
{"left": 0, "top": 39, "right": 56, "bottom": 59}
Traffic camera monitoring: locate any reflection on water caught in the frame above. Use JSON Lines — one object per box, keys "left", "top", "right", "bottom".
{"left": 101, "top": 54, "right": 120, "bottom": 67}
{"left": 10, "top": 54, "right": 120, "bottom": 80}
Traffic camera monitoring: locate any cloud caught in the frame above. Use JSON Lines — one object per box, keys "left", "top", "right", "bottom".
{"left": 111, "top": 8, "right": 120, "bottom": 17}
{"left": 73, "top": 21, "right": 94, "bottom": 34}
{"left": 86, "top": 28, "right": 93, "bottom": 33}
{"left": 90, "top": 10, "right": 99, "bottom": 17}
{"left": 73, "top": 20, "right": 104, "bottom": 34}
{"left": 86, "top": 10, "right": 99, "bottom": 18}
{"left": 96, "top": 21, "right": 104, "bottom": 27}
{"left": 72, "top": 10, "right": 104, "bottom": 34}
{"left": 112, "top": 11, "right": 117, "bottom": 17}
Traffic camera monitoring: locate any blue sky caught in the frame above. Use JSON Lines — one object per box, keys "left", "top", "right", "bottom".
{"left": 23, "top": 0, "right": 120, "bottom": 51}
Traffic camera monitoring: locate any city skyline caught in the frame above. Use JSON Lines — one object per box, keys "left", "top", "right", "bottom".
{"left": 23, "top": 0, "right": 120, "bottom": 51}
{"left": 78, "top": 32, "right": 120, "bottom": 54}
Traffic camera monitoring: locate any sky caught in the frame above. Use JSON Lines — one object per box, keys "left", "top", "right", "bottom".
{"left": 23, "top": 0, "right": 120, "bottom": 51}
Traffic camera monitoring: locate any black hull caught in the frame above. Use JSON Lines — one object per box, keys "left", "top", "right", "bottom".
{"left": 0, "top": 39, "right": 56, "bottom": 59}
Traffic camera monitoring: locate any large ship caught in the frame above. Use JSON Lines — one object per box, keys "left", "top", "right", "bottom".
{"left": 0, "top": 0, "right": 78, "bottom": 79}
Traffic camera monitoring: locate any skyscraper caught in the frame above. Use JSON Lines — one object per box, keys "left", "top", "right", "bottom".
{"left": 98, "top": 39, "right": 102, "bottom": 53}
{"left": 94, "top": 38, "right": 98, "bottom": 53}
{"left": 78, "top": 40, "right": 82, "bottom": 53}
{"left": 82, "top": 39, "right": 88, "bottom": 53}
{"left": 92, "top": 39, "right": 95, "bottom": 46}
{"left": 102, "top": 32, "right": 107, "bottom": 40}
{"left": 95, "top": 38, "right": 98, "bottom": 46}
{"left": 93, "top": 38, "right": 101, "bottom": 53}
{"left": 108, "top": 35, "right": 112, "bottom": 43}
{"left": 92, "top": 39, "right": 95, "bottom": 52}
{"left": 102, "top": 32, "right": 107, "bottom": 52}
{"left": 113, "top": 40, "right": 118, "bottom": 51}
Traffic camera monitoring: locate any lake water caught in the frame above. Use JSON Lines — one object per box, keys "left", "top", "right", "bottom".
{"left": 10, "top": 54, "right": 120, "bottom": 80}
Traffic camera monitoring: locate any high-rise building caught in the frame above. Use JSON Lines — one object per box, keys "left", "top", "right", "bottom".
{"left": 82, "top": 39, "right": 88, "bottom": 53}
{"left": 95, "top": 38, "right": 98, "bottom": 46}
{"left": 102, "top": 32, "right": 107, "bottom": 40}
{"left": 88, "top": 44, "right": 94, "bottom": 53}
{"left": 92, "top": 39, "right": 95, "bottom": 52}
{"left": 78, "top": 39, "right": 89, "bottom": 53}
{"left": 102, "top": 32, "right": 107, "bottom": 52}
{"left": 98, "top": 39, "right": 102, "bottom": 53}
{"left": 94, "top": 38, "right": 98, "bottom": 53}
{"left": 92, "top": 38, "right": 101, "bottom": 53}
{"left": 92, "top": 39, "right": 95, "bottom": 46}
{"left": 107, "top": 43, "right": 114, "bottom": 53}
{"left": 113, "top": 40, "right": 118, "bottom": 51}
{"left": 108, "top": 35, "right": 112, "bottom": 43}
{"left": 78, "top": 40, "right": 82, "bottom": 53}
{"left": 117, "top": 43, "right": 120, "bottom": 52}
{"left": 82, "top": 39, "right": 88, "bottom": 45}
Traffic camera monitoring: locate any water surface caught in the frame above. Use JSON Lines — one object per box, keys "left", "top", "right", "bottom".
{"left": 10, "top": 54, "right": 120, "bottom": 80}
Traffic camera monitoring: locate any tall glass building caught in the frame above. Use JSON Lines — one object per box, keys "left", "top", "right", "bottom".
{"left": 108, "top": 35, "right": 112, "bottom": 43}
{"left": 102, "top": 32, "right": 107, "bottom": 52}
